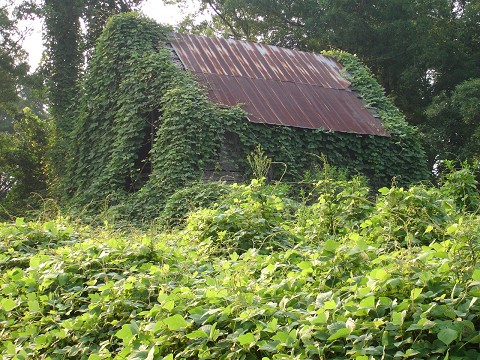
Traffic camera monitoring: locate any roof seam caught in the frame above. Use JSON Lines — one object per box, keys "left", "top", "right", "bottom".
{"left": 191, "top": 71, "right": 349, "bottom": 89}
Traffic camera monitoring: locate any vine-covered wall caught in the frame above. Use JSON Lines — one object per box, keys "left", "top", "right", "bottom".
{"left": 66, "top": 12, "right": 428, "bottom": 218}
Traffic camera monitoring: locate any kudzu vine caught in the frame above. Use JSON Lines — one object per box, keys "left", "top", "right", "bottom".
{"left": 66, "top": 12, "right": 428, "bottom": 220}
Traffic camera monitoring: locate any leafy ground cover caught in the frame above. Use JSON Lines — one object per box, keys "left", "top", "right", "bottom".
{"left": 1, "top": 167, "right": 480, "bottom": 359}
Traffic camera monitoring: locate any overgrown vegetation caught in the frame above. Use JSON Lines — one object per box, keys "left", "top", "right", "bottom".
{"left": 0, "top": 108, "right": 51, "bottom": 219}
{"left": 1, "top": 165, "right": 480, "bottom": 359}
{"left": 63, "top": 13, "right": 427, "bottom": 223}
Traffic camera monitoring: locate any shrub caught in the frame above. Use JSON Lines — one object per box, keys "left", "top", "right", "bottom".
{"left": 186, "top": 179, "right": 298, "bottom": 254}
{"left": 296, "top": 164, "right": 373, "bottom": 241}
{"left": 0, "top": 108, "right": 51, "bottom": 219}
{"left": 439, "top": 160, "right": 480, "bottom": 213}
{"left": 159, "top": 181, "right": 232, "bottom": 228}
{"left": 366, "top": 185, "right": 453, "bottom": 249}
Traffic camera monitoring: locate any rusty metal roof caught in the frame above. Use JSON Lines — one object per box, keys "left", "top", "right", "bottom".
{"left": 170, "top": 33, "right": 389, "bottom": 136}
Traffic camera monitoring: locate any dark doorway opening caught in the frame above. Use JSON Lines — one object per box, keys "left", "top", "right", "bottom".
{"left": 126, "top": 110, "right": 159, "bottom": 192}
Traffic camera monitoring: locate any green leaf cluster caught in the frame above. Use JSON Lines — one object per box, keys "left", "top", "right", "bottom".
{"left": 0, "top": 108, "right": 51, "bottom": 219}
{"left": 1, "top": 165, "right": 480, "bottom": 359}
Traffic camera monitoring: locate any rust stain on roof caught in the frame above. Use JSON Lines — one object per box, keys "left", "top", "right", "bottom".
{"left": 170, "top": 33, "right": 389, "bottom": 136}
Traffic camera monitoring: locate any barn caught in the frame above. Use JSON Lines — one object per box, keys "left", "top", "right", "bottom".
{"left": 168, "top": 33, "right": 393, "bottom": 182}
{"left": 68, "top": 13, "right": 428, "bottom": 211}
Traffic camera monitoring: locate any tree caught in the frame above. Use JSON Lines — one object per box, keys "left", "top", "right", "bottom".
{"left": 426, "top": 78, "right": 480, "bottom": 162}
{"left": 42, "top": 0, "right": 144, "bottom": 137}
{"left": 0, "top": 107, "right": 50, "bottom": 219}
{"left": 38, "top": 0, "right": 145, "bottom": 184}
{"left": 0, "top": 2, "right": 29, "bottom": 132}
{"left": 42, "top": 0, "right": 83, "bottom": 138}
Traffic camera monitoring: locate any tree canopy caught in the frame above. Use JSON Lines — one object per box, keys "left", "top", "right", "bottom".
{"left": 0, "top": 3, "right": 29, "bottom": 132}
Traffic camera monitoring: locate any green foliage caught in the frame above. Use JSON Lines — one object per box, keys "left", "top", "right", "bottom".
{"left": 438, "top": 160, "right": 480, "bottom": 213}
{"left": 145, "top": 72, "right": 230, "bottom": 196}
{"left": 326, "top": 50, "right": 429, "bottom": 184}
{"left": 67, "top": 13, "right": 427, "bottom": 222}
{"left": 42, "top": 0, "right": 143, "bottom": 180}
{"left": 81, "top": 0, "right": 144, "bottom": 58}
{"left": 247, "top": 145, "right": 272, "bottom": 180}
{"left": 0, "top": 3, "right": 29, "bottom": 131}
{"left": 68, "top": 13, "right": 172, "bottom": 203}
{"left": 186, "top": 179, "right": 298, "bottom": 254}
{"left": 159, "top": 181, "right": 232, "bottom": 228}
{"left": 368, "top": 185, "right": 453, "bottom": 249}
{"left": 43, "top": 0, "right": 144, "bottom": 131}
{"left": 296, "top": 164, "right": 373, "bottom": 239}
{"left": 426, "top": 78, "right": 480, "bottom": 162}
{"left": 43, "top": 0, "right": 83, "bottom": 137}
{"left": 0, "top": 108, "right": 51, "bottom": 219}
{"left": 2, "top": 166, "right": 480, "bottom": 359}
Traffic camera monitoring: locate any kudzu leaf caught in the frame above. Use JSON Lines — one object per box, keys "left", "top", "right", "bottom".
{"left": 411, "top": 288, "right": 422, "bottom": 300}
{"left": 130, "top": 320, "right": 140, "bottom": 334}
{"left": 424, "top": 225, "right": 433, "bottom": 234}
{"left": 311, "top": 312, "right": 328, "bottom": 325}
{"left": 237, "top": 332, "right": 255, "bottom": 346}
{"left": 1, "top": 298, "right": 17, "bottom": 312}
{"left": 324, "top": 300, "right": 337, "bottom": 310}
{"left": 472, "top": 269, "right": 480, "bottom": 281}
{"left": 323, "top": 240, "right": 339, "bottom": 252}
{"left": 359, "top": 296, "right": 375, "bottom": 309}
{"left": 271, "top": 331, "right": 289, "bottom": 343}
{"left": 378, "top": 187, "right": 390, "bottom": 195}
{"left": 115, "top": 324, "right": 135, "bottom": 343}
{"left": 298, "top": 261, "right": 313, "bottom": 272}
{"left": 28, "top": 300, "right": 40, "bottom": 312}
{"left": 370, "top": 268, "right": 388, "bottom": 281}
{"left": 446, "top": 224, "right": 458, "bottom": 235}
{"left": 438, "top": 328, "right": 458, "bottom": 345}
{"left": 327, "top": 327, "right": 350, "bottom": 341}
{"left": 163, "top": 300, "right": 175, "bottom": 311}
{"left": 266, "top": 318, "right": 278, "bottom": 332}
{"left": 164, "top": 314, "right": 188, "bottom": 330}
{"left": 381, "top": 330, "right": 389, "bottom": 346}
{"left": 356, "top": 239, "right": 369, "bottom": 251}
{"left": 349, "top": 232, "right": 361, "bottom": 241}
{"left": 392, "top": 311, "right": 406, "bottom": 326}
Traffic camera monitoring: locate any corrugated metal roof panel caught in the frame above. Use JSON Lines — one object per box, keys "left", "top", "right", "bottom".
{"left": 170, "top": 33, "right": 389, "bottom": 136}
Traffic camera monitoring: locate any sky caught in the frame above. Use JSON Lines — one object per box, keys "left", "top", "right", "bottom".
{"left": 20, "top": 0, "right": 198, "bottom": 71}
